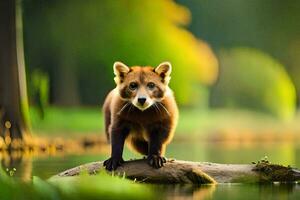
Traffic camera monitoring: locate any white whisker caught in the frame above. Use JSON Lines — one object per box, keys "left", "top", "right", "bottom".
{"left": 153, "top": 103, "right": 160, "bottom": 115}
{"left": 157, "top": 102, "right": 170, "bottom": 116}
{"left": 117, "top": 102, "right": 130, "bottom": 115}
{"left": 127, "top": 103, "right": 133, "bottom": 118}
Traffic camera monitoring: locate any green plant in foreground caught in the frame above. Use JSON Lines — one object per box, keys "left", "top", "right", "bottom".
{"left": 0, "top": 168, "right": 154, "bottom": 200}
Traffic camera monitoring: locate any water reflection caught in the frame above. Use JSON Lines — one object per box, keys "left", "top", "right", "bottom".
{"left": 0, "top": 140, "right": 300, "bottom": 199}
{"left": 152, "top": 183, "right": 300, "bottom": 200}
{"left": 0, "top": 150, "right": 32, "bottom": 181}
{"left": 207, "top": 183, "right": 300, "bottom": 200}
{"left": 167, "top": 141, "right": 300, "bottom": 168}
{"left": 1, "top": 140, "right": 300, "bottom": 179}
{"left": 153, "top": 184, "right": 216, "bottom": 200}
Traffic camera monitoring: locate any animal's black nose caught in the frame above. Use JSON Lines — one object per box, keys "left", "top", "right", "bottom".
{"left": 138, "top": 97, "right": 146, "bottom": 105}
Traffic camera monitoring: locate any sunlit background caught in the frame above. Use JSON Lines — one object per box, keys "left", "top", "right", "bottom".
{"left": 1, "top": 0, "right": 300, "bottom": 199}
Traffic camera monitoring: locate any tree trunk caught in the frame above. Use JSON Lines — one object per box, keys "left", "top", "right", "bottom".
{"left": 51, "top": 159, "right": 300, "bottom": 184}
{"left": 0, "top": 0, "right": 30, "bottom": 140}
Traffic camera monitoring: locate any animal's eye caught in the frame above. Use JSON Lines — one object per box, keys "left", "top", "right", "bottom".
{"left": 147, "top": 82, "right": 155, "bottom": 90}
{"left": 129, "top": 82, "right": 138, "bottom": 90}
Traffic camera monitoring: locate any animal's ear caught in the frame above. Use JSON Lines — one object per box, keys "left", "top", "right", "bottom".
{"left": 155, "top": 62, "right": 172, "bottom": 84}
{"left": 113, "top": 61, "right": 130, "bottom": 84}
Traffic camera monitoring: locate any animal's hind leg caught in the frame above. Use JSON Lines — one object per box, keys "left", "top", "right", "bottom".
{"left": 129, "top": 138, "right": 149, "bottom": 156}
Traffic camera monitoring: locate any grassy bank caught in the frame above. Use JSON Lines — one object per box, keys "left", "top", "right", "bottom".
{"left": 30, "top": 107, "right": 300, "bottom": 137}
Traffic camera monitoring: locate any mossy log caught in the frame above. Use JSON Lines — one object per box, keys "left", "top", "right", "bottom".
{"left": 51, "top": 159, "right": 300, "bottom": 184}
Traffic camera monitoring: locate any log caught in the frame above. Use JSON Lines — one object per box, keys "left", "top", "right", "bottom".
{"left": 50, "top": 159, "right": 300, "bottom": 184}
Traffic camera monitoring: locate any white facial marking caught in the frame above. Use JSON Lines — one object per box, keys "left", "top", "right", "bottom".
{"left": 132, "top": 94, "right": 154, "bottom": 111}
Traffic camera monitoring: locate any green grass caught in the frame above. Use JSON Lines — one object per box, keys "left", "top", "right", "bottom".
{"left": 177, "top": 109, "right": 293, "bottom": 133}
{"left": 30, "top": 107, "right": 103, "bottom": 135}
{"left": 30, "top": 106, "right": 300, "bottom": 136}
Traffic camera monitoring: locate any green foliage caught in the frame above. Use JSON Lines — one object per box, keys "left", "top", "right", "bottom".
{"left": 211, "top": 48, "right": 296, "bottom": 120}
{"left": 28, "top": 69, "right": 49, "bottom": 119}
{"left": 0, "top": 168, "right": 153, "bottom": 200}
{"left": 23, "top": 0, "right": 218, "bottom": 106}
{"left": 178, "top": 0, "right": 300, "bottom": 105}
{"left": 47, "top": 172, "right": 153, "bottom": 200}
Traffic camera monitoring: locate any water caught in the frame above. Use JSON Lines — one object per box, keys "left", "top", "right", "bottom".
{"left": 2, "top": 140, "right": 300, "bottom": 199}
{"left": 154, "top": 184, "right": 300, "bottom": 200}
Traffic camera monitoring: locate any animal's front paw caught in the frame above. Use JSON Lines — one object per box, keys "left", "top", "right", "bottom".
{"left": 147, "top": 155, "right": 166, "bottom": 169}
{"left": 103, "top": 157, "right": 124, "bottom": 171}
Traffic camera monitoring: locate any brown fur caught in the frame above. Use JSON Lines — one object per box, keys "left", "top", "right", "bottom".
{"left": 103, "top": 62, "right": 178, "bottom": 170}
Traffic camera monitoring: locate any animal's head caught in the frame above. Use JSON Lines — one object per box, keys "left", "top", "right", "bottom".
{"left": 113, "top": 61, "right": 172, "bottom": 111}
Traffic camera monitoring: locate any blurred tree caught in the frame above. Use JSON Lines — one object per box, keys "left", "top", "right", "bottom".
{"left": 23, "top": 0, "right": 218, "bottom": 106}
{"left": 178, "top": 0, "right": 300, "bottom": 107}
{"left": 0, "top": 0, "right": 30, "bottom": 139}
{"left": 286, "top": 40, "right": 300, "bottom": 107}
{"left": 211, "top": 48, "right": 296, "bottom": 120}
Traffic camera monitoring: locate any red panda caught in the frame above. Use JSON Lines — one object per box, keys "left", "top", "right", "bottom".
{"left": 103, "top": 61, "right": 178, "bottom": 170}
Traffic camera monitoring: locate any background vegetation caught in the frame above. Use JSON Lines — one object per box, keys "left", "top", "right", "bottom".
{"left": 1, "top": 0, "right": 300, "bottom": 199}
{"left": 23, "top": 0, "right": 218, "bottom": 106}
{"left": 22, "top": 0, "right": 300, "bottom": 120}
